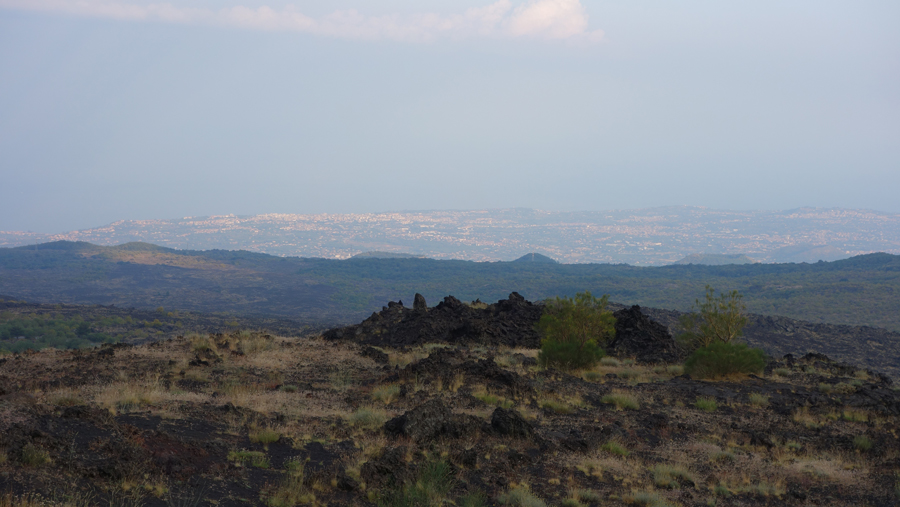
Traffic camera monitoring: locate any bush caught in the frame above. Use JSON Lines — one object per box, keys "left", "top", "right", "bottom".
{"left": 538, "top": 340, "right": 605, "bottom": 370}
{"left": 684, "top": 342, "right": 765, "bottom": 379}
{"left": 536, "top": 291, "right": 614, "bottom": 370}
{"left": 677, "top": 286, "right": 748, "bottom": 351}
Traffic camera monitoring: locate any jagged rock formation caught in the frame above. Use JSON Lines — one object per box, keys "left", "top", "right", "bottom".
{"left": 322, "top": 292, "right": 544, "bottom": 348}
{"left": 608, "top": 305, "right": 684, "bottom": 364}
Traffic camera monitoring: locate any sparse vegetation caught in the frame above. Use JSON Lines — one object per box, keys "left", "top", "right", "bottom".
{"left": 497, "top": 485, "right": 547, "bottom": 507}
{"left": 378, "top": 460, "right": 455, "bottom": 507}
{"left": 228, "top": 450, "right": 270, "bottom": 468}
{"left": 695, "top": 396, "right": 718, "bottom": 412}
{"left": 684, "top": 341, "right": 766, "bottom": 379}
{"left": 19, "top": 444, "right": 49, "bottom": 467}
{"left": 601, "top": 390, "right": 639, "bottom": 410}
{"left": 601, "top": 439, "right": 629, "bottom": 457}
{"left": 652, "top": 464, "right": 694, "bottom": 488}
{"left": 372, "top": 384, "right": 401, "bottom": 404}
{"left": 853, "top": 435, "right": 874, "bottom": 452}
{"left": 250, "top": 427, "right": 281, "bottom": 445}
{"left": 0, "top": 305, "right": 897, "bottom": 507}
{"left": 347, "top": 407, "right": 387, "bottom": 429}
{"left": 748, "top": 392, "right": 770, "bottom": 407}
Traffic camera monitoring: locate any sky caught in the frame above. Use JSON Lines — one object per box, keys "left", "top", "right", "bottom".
{"left": 1, "top": 0, "right": 898, "bottom": 233}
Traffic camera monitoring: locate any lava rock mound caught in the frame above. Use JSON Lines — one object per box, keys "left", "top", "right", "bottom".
{"left": 323, "top": 292, "right": 543, "bottom": 348}
{"left": 608, "top": 305, "right": 684, "bottom": 364}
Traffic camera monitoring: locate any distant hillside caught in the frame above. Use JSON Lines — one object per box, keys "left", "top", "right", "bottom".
{"left": 674, "top": 253, "right": 757, "bottom": 265}
{"left": 351, "top": 251, "right": 428, "bottom": 259}
{"left": 513, "top": 253, "right": 558, "bottom": 263}
{"left": 1, "top": 241, "right": 899, "bottom": 333}
{"left": 3, "top": 206, "right": 899, "bottom": 264}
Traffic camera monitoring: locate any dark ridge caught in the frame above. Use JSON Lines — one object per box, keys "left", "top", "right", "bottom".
{"left": 512, "top": 253, "right": 558, "bottom": 263}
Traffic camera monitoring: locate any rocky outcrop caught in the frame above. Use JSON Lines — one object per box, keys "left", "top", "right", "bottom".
{"left": 323, "top": 292, "right": 543, "bottom": 348}
{"left": 608, "top": 305, "right": 683, "bottom": 364}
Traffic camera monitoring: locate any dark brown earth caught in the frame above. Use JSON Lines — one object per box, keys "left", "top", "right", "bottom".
{"left": 1, "top": 295, "right": 899, "bottom": 506}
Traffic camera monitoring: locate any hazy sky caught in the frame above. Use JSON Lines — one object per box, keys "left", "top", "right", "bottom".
{"left": 1, "top": 0, "right": 898, "bottom": 233}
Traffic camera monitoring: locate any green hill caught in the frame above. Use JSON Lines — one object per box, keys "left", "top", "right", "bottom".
{"left": 1, "top": 242, "right": 899, "bottom": 331}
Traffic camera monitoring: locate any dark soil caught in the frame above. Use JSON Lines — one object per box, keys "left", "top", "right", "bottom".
{"left": 1, "top": 298, "right": 899, "bottom": 506}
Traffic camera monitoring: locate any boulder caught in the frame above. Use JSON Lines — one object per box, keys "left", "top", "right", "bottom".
{"left": 609, "top": 305, "right": 683, "bottom": 364}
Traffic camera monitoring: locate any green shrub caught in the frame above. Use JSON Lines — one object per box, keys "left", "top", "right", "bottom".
{"left": 676, "top": 286, "right": 748, "bottom": 351}
{"left": 536, "top": 292, "right": 614, "bottom": 371}
{"left": 538, "top": 337, "right": 605, "bottom": 370}
{"left": 684, "top": 342, "right": 765, "bottom": 379}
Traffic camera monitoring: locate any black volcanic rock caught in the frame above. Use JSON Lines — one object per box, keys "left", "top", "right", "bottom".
{"left": 322, "top": 292, "right": 543, "bottom": 348}
{"left": 609, "top": 305, "right": 683, "bottom": 364}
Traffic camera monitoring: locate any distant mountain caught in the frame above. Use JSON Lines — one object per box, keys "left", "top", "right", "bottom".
{"left": 513, "top": 253, "right": 558, "bottom": 263}
{"left": 772, "top": 244, "right": 849, "bottom": 263}
{"left": 351, "top": 251, "right": 428, "bottom": 259}
{"left": 673, "top": 253, "right": 757, "bottom": 265}
{"left": 2, "top": 207, "right": 898, "bottom": 265}
{"left": 2, "top": 241, "right": 900, "bottom": 334}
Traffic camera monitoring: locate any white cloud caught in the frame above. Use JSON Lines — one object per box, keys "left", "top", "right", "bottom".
{"left": 0, "top": 0, "right": 603, "bottom": 43}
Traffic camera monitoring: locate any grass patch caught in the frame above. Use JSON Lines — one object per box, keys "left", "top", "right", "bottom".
{"left": 371, "top": 384, "right": 401, "bottom": 404}
{"left": 497, "top": 485, "right": 547, "bottom": 507}
{"left": 473, "top": 388, "right": 514, "bottom": 409}
{"left": 626, "top": 490, "right": 673, "bottom": 507}
{"left": 19, "top": 443, "right": 49, "bottom": 467}
{"left": 457, "top": 491, "right": 488, "bottom": 507}
{"left": 773, "top": 367, "right": 791, "bottom": 376}
{"left": 601, "top": 390, "right": 639, "bottom": 410}
{"left": 267, "top": 459, "right": 315, "bottom": 506}
{"left": 748, "top": 392, "right": 769, "bottom": 407}
{"left": 792, "top": 408, "right": 826, "bottom": 429}
{"left": 711, "top": 450, "right": 735, "bottom": 463}
{"left": 853, "top": 435, "right": 873, "bottom": 452}
{"left": 666, "top": 365, "right": 684, "bottom": 376}
{"left": 250, "top": 427, "right": 281, "bottom": 445}
{"left": 600, "top": 357, "right": 621, "bottom": 367}
{"left": 540, "top": 398, "right": 574, "bottom": 415}
{"left": 601, "top": 439, "right": 629, "bottom": 457}
{"left": 652, "top": 464, "right": 694, "bottom": 489}
{"left": 378, "top": 460, "right": 455, "bottom": 507}
{"left": 694, "top": 396, "right": 717, "bottom": 412}
{"left": 228, "top": 450, "right": 270, "bottom": 468}
{"left": 347, "top": 407, "right": 387, "bottom": 429}
{"left": 842, "top": 409, "right": 869, "bottom": 423}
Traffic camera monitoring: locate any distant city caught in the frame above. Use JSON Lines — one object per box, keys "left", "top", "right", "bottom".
{"left": 2, "top": 206, "right": 899, "bottom": 265}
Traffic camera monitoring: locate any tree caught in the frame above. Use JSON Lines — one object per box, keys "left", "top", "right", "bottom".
{"left": 536, "top": 291, "right": 616, "bottom": 369}
{"left": 677, "top": 285, "right": 748, "bottom": 351}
